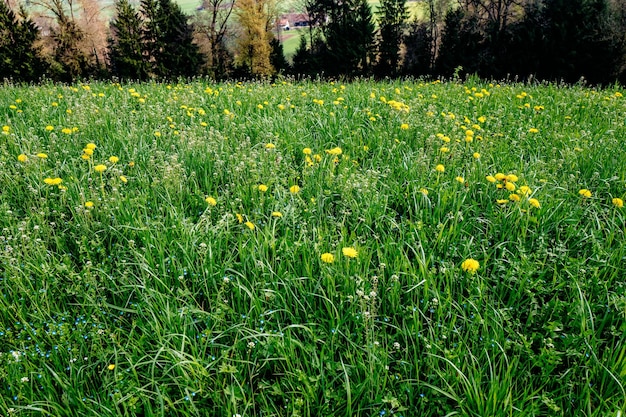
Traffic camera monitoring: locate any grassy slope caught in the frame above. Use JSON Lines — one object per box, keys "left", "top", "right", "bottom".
{"left": 0, "top": 80, "right": 625, "bottom": 416}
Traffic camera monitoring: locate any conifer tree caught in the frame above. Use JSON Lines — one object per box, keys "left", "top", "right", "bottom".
{"left": 108, "top": 0, "right": 149, "bottom": 80}
{"left": 376, "top": 0, "right": 409, "bottom": 76}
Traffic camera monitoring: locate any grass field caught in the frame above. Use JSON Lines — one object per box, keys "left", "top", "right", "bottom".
{"left": 1, "top": 79, "right": 625, "bottom": 416}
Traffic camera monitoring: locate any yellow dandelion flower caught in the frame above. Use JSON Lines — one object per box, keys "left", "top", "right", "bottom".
{"left": 61, "top": 128, "right": 72, "bottom": 134}
{"left": 420, "top": 188, "right": 429, "bottom": 196}
{"left": 326, "top": 147, "right": 342, "bottom": 156}
{"left": 509, "top": 194, "right": 521, "bottom": 202}
{"left": 257, "top": 104, "right": 264, "bottom": 110}
{"left": 505, "top": 182, "right": 516, "bottom": 192}
{"left": 85, "top": 201, "right": 94, "bottom": 208}
{"left": 107, "top": 364, "right": 115, "bottom": 371}
{"left": 94, "top": 164, "right": 107, "bottom": 173}
{"left": 120, "top": 175, "right": 127, "bottom": 183}
{"left": 613, "top": 197, "right": 624, "bottom": 208}
{"left": 529, "top": 128, "right": 539, "bottom": 133}
{"left": 265, "top": 143, "right": 276, "bottom": 149}
{"left": 518, "top": 185, "right": 531, "bottom": 196}
{"left": 486, "top": 175, "right": 497, "bottom": 183}
{"left": 17, "top": 154, "right": 28, "bottom": 163}
{"left": 455, "top": 176, "right": 465, "bottom": 184}
{"left": 506, "top": 174, "right": 518, "bottom": 183}
{"left": 496, "top": 199, "right": 509, "bottom": 204}
{"left": 244, "top": 221, "right": 255, "bottom": 230}
{"left": 461, "top": 258, "right": 480, "bottom": 274}
{"left": 473, "top": 152, "right": 480, "bottom": 159}
{"left": 289, "top": 185, "right": 300, "bottom": 194}
{"left": 44, "top": 177, "right": 62, "bottom": 186}
{"left": 435, "top": 164, "right": 445, "bottom": 173}
{"left": 440, "top": 146, "right": 449, "bottom": 153}
{"left": 258, "top": 184, "right": 268, "bottom": 192}
{"left": 37, "top": 153, "right": 48, "bottom": 159}
{"left": 45, "top": 125, "right": 54, "bottom": 131}
{"left": 81, "top": 154, "right": 90, "bottom": 160}
{"left": 579, "top": 189, "right": 592, "bottom": 198}
{"left": 205, "top": 196, "right": 217, "bottom": 206}
{"left": 400, "top": 123, "right": 409, "bottom": 130}
{"left": 529, "top": 198, "right": 541, "bottom": 208}
{"left": 83, "top": 148, "right": 94, "bottom": 156}
{"left": 495, "top": 173, "right": 506, "bottom": 181}
{"left": 342, "top": 247, "right": 358, "bottom": 258}
{"left": 86, "top": 143, "right": 97, "bottom": 150}
{"left": 154, "top": 131, "right": 161, "bottom": 137}
{"left": 235, "top": 213, "right": 243, "bottom": 223}
{"left": 303, "top": 147, "right": 312, "bottom": 155}
{"left": 271, "top": 211, "right": 282, "bottom": 218}
{"left": 109, "top": 156, "right": 119, "bottom": 164}
{"left": 320, "top": 253, "right": 335, "bottom": 263}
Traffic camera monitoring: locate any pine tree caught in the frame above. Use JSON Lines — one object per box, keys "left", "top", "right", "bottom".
{"left": 0, "top": 2, "right": 46, "bottom": 82}
{"left": 376, "top": 0, "right": 409, "bottom": 76}
{"left": 108, "top": 0, "right": 149, "bottom": 80}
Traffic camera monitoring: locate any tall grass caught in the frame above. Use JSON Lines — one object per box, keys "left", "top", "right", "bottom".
{"left": 0, "top": 78, "right": 625, "bottom": 416}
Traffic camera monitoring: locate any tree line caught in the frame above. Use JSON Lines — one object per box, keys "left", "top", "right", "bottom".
{"left": 1, "top": 0, "right": 626, "bottom": 84}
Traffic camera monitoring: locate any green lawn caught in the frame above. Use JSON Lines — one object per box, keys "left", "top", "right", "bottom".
{"left": 1, "top": 79, "right": 625, "bottom": 416}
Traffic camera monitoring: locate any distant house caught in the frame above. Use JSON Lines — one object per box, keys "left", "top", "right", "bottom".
{"left": 280, "top": 13, "right": 310, "bottom": 28}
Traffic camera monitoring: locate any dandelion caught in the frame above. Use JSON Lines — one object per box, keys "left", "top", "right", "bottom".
{"left": 120, "top": 175, "right": 128, "bottom": 183}
{"left": 45, "top": 125, "right": 54, "bottom": 131}
{"left": 244, "top": 221, "right": 255, "bottom": 230}
{"left": 435, "top": 164, "right": 445, "bottom": 173}
{"left": 83, "top": 148, "right": 94, "bottom": 156}
{"left": 420, "top": 188, "right": 428, "bottom": 196}
{"left": 400, "top": 123, "right": 409, "bottom": 130}
{"left": 271, "top": 211, "right": 282, "bottom": 218}
{"left": 258, "top": 184, "right": 268, "bottom": 192}
{"left": 94, "top": 164, "right": 107, "bottom": 173}
{"left": 486, "top": 175, "right": 496, "bottom": 183}
{"left": 440, "top": 146, "right": 449, "bottom": 153}
{"left": 529, "top": 198, "right": 541, "bottom": 208}
{"left": 289, "top": 185, "right": 300, "bottom": 194}
{"left": 612, "top": 197, "right": 624, "bottom": 208}
{"left": 236, "top": 213, "right": 243, "bottom": 223}
{"left": 303, "top": 148, "right": 312, "bottom": 155}
{"left": 579, "top": 189, "right": 592, "bottom": 198}
{"left": 518, "top": 185, "right": 531, "bottom": 196}
{"left": 81, "top": 154, "right": 90, "bottom": 160}
{"left": 326, "top": 147, "right": 342, "bottom": 156}
{"left": 505, "top": 182, "right": 516, "bottom": 192}
{"left": 455, "top": 176, "right": 465, "bottom": 184}
{"left": 205, "top": 196, "right": 217, "bottom": 206}
{"left": 44, "top": 177, "right": 62, "bottom": 186}
{"left": 265, "top": 143, "right": 276, "bottom": 149}
{"left": 86, "top": 143, "right": 97, "bottom": 150}
{"left": 506, "top": 174, "right": 519, "bottom": 183}
{"left": 509, "top": 194, "right": 521, "bottom": 202}
{"left": 37, "top": 153, "right": 48, "bottom": 159}
{"left": 461, "top": 258, "right": 480, "bottom": 274}
{"left": 85, "top": 201, "right": 94, "bottom": 208}
{"left": 2, "top": 125, "right": 9, "bottom": 134}
{"left": 154, "top": 131, "right": 161, "bottom": 137}
{"left": 109, "top": 156, "right": 119, "bottom": 164}
{"left": 342, "top": 247, "right": 358, "bottom": 258}
{"left": 107, "top": 364, "right": 115, "bottom": 371}
{"left": 496, "top": 199, "right": 509, "bottom": 204}
{"left": 17, "top": 154, "right": 28, "bottom": 163}
{"left": 61, "top": 128, "right": 72, "bottom": 134}
{"left": 257, "top": 104, "right": 264, "bottom": 110}
{"left": 495, "top": 173, "right": 506, "bottom": 181}
{"left": 529, "top": 128, "right": 539, "bottom": 133}
{"left": 473, "top": 152, "right": 480, "bottom": 159}
{"left": 320, "top": 253, "right": 335, "bottom": 263}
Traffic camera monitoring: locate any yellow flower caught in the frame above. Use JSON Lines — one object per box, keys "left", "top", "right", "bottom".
{"left": 473, "top": 152, "right": 480, "bottom": 159}
{"left": 289, "top": 185, "right": 300, "bottom": 194}
{"left": 529, "top": 128, "right": 539, "bottom": 133}
{"left": 94, "top": 164, "right": 107, "bottom": 173}
{"left": 37, "top": 153, "right": 48, "bottom": 159}
{"left": 506, "top": 174, "right": 518, "bottom": 183}
{"left": 244, "top": 221, "right": 255, "bottom": 230}
{"left": 265, "top": 143, "right": 276, "bottom": 149}
{"left": 509, "top": 194, "right": 521, "bottom": 202}
{"left": 205, "top": 196, "right": 217, "bottom": 206}
{"left": 461, "top": 258, "right": 480, "bottom": 274}
{"left": 478, "top": 116, "right": 486, "bottom": 123}
{"left": 320, "top": 253, "right": 335, "bottom": 263}
{"left": 518, "top": 185, "right": 531, "bottom": 196}
{"left": 579, "top": 189, "right": 592, "bottom": 198}
{"left": 85, "top": 201, "right": 94, "bottom": 208}
{"left": 505, "top": 182, "right": 516, "bottom": 192}
{"left": 496, "top": 199, "right": 509, "bottom": 204}
{"left": 529, "top": 198, "right": 541, "bottom": 208}
{"left": 486, "top": 175, "right": 496, "bottom": 183}
{"left": 455, "top": 176, "right": 465, "bottom": 184}
{"left": 278, "top": 104, "right": 285, "bottom": 110}
{"left": 81, "top": 154, "right": 90, "bottom": 160}
{"left": 107, "top": 364, "right": 115, "bottom": 371}
{"left": 257, "top": 104, "right": 264, "bottom": 110}
{"left": 61, "top": 128, "right": 72, "bottom": 134}
{"left": 83, "top": 148, "right": 94, "bottom": 156}
{"left": 435, "top": 164, "right": 445, "bottom": 173}
{"left": 342, "top": 247, "right": 358, "bottom": 258}
{"left": 271, "top": 211, "right": 282, "bottom": 218}
{"left": 612, "top": 197, "right": 623, "bottom": 208}
{"left": 85, "top": 143, "right": 97, "bottom": 150}
{"left": 44, "top": 177, "right": 62, "bottom": 186}
{"left": 303, "top": 148, "right": 312, "bottom": 155}
{"left": 17, "top": 154, "right": 28, "bottom": 163}
{"left": 120, "top": 175, "right": 128, "bottom": 183}
{"left": 400, "top": 123, "right": 409, "bottom": 130}
{"left": 258, "top": 184, "right": 268, "bottom": 192}
{"left": 440, "top": 146, "right": 449, "bottom": 153}
{"left": 109, "top": 156, "right": 119, "bottom": 164}
{"left": 2, "top": 125, "right": 10, "bottom": 133}
{"left": 495, "top": 173, "right": 506, "bottom": 181}
{"left": 154, "top": 131, "right": 161, "bottom": 137}
{"left": 326, "top": 147, "right": 342, "bottom": 156}
{"left": 420, "top": 188, "right": 428, "bottom": 196}
{"left": 45, "top": 125, "right": 54, "bottom": 131}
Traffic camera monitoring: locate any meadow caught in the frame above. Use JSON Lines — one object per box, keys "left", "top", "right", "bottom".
{"left": 0, "top": 78, "right": 625, "bottom": 416}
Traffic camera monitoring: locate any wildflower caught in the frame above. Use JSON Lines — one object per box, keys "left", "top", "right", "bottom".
{"left": 154, "top": 131, "right": 161, "bottom": 137}
{"left": 612, "top": 197, "right": 624, "bottom": 208}
{"left": 420, "top": 188, "right": 428, "bottom": 196}
{"left": 271, "top": 211, "right": 282, "bottom": 218}
{"left": 529, "top": 198, "right": 541, "bottom": 208}
{"left": 2, "top": 125, "right": 9, "bottom": 134}
{"left": 257, "top": 104, "right": 264, "bottom": 110}
{"left": 278, "top": 104, "right": 285, "bottom": 110}
{"left": 303, "top": 148, "right": 312, "bottom": 155}
{"left": 85, "top": 201, "right": 94, "bottom": 208}
{"left": 495, "top": 173, "right": 506, "bottom": 181}
{"left": 94, "top": 164, "right": 107, "bottom": 173}
{"left": 205, "top": 196, "right": 217, "bottom": 206}
{"left": 461, "top": 258, "right": 480, "bottom": 274}
{"left": 236, "top": 213, "right": 243, "bottom": 223}
{"left": 579, "top": 189, "right": 592, "bottom": 198}
{"left": 342, "top": 247, "right": 358, "bottom": 258}
{"left": 509, "top": 194, "right": 521, "bottom": 202}
{"left": 435, "top": 164, "right": 445, "bottom": 173}
{"left": 265, "top": 143, "right": 276, "bottom": 149}
{"left": 128, "top": 161, "right": 135, "bottom": 167}
{"left": 37, "top": 153, "right": 48, "bottom": 159}
{"left": 244, "top": 221, "right": 255, "bottom": 230}
{"left": 289, "top": 185, "right": 300, "bottom": 194}
{"left": 45, "top": 125, "right": 54, "bottom": 131}
{"left": 320, "top": 253, "right": 335, "bottom": 263}
{"left": 85, "top": 143, "right": 97, "bottom": 150}
{"left": 83, "top": 148, "right": 94, "bottom": 156}
{"left": 258, "top": 184, "right": 268, "bottom": 192}
{"left": 529, "top": 128, "right": 539, "bottom": 134}
{"left": 17, "top": 154, "right": 28, "bottom": 163}
{"left": 44, "top": 177, "right": 62, "bottom": 186}
{"left": 120, "top": 176, "right": 128, "bottom": 183}
{"left": 473, "top": 152, "right": 480, "bottom": 159}
{"left": 506, "top": 174, "right": 518, "bottom": 183}
{"left": 505, "top": 182, "right": 516, "bottom": 192}
{"left": 440, "top": 146, "right": 449, "bottom": 153}
{"left": 400, "top": 123, "right": 409, "bottom": 130}
{"left": 455, "top": 176, "right": 465, "bottom": 184}
{"left": 107, "top": 364, "right": 115, "bottom": 371}
{"left": 326, "top": 147, "right": 342, "bottom": 156}
{"left": 109, "top": 156, "right": 119, "bottom": 164}
{"left": 518, "top": 185, "right": 531, "bottom": 196}
{"left": 478, "top": 116, "right": 486, "bottom": 123}
{"left": 496, "top": 199, "right": 509, "bottom": 204}
{"left": 81, "top": 154, "right": 90, "bottom": 160}
{"left": 486, "top": 175, "right": 496, "bottom": 183}
{"left": 61, "top": 128, "right": 72, "bottom": 134}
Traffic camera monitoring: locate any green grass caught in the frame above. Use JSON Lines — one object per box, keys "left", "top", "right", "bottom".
{"left": 1, "top": 79, "right": 626, "bottom": 416}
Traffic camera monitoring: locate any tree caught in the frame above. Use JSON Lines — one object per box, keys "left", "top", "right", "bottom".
{"left": 0, "top": 1, "right": 46, "bottom": 82}
{"left": 192, "top": 0, "right": 236, "bottom": 79}
{"left": 376, "top": 0, "right": 409, "bottom": 76}
{"left": 108, "top": 0, "right": 149, "bottom": 80}
{"left": 269, "top": 37, "right": 289, "bottom": 74}
{"left": 401, "top": 21, "right": 433, "bottom": 77}
{"left": 234, "top": 0, "right": 275, "bottom": 77}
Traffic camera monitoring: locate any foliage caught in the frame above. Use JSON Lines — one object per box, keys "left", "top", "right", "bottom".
{"left": 375, "top": 0, "right": 409, "bottom": 77}
{"left": 234, "top": 0, "right": 276, "bottom": 77}
{"left": 1, "top": 79, "right": 625, "bottom": 416}
{"left": 108, "top": 0, "right": 150, "bottom": 81}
